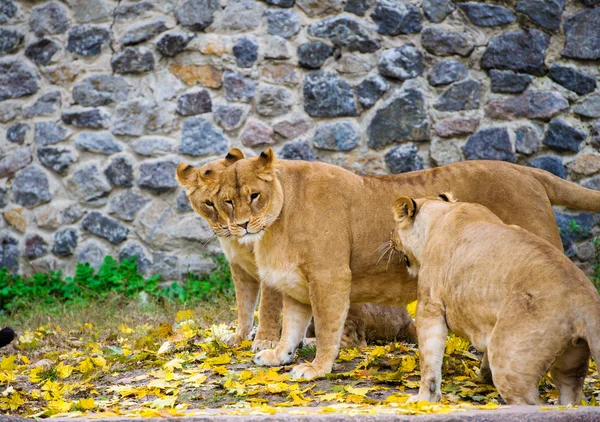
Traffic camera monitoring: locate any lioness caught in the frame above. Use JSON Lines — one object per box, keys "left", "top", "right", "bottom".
{"left": 176, "top": 150, "right": 417, "bottom": 350}
{"left": 391, "top": 194, "right": 600, "bottom": 405}
{"left": 211, "top": 148, "right": 600, "bottom": 380}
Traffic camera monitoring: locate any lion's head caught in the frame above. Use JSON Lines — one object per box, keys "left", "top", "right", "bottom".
{"left": 175, "top": 148, "right": 245, "bottom": 238}
{"left": 214, "top": 148, "right": 284, "bottom": 245}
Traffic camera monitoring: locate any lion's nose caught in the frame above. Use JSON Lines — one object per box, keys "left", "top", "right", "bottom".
{"left": 237, "top": 221, "right": 249, "bottom": 230}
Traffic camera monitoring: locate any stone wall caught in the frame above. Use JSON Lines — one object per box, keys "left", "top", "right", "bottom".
{"left": 1, "top": 0, "right": 600, "bottom": 279}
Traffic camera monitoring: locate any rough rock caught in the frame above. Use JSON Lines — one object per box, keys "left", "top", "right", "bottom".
{"left": 0, "top": 60, "right": 40, "bottom": 101}
{"left": 573, "top": 96, "right": 600, "bottom": 119}
{"left": 3, "top": 208, "right": 27, "bottom": 232}
{"left": 555, "top": 211, "right": 594, "bottom": 250}
{"left": 370, "top": 0, "right": 422, "bottom": 36}
{"left": 385, "top": 143, "right": 423, "bottom": 174}
{"left": 62, "top": 108, "right": 110, "bottom": 129}
{"left": 12, "top": 166, "right": 51, "bottom": 208}
{"left": 314, "top": 121, "right": 359, "bottom": 151}
{"left": 151, "top": 252, "right": 179, "bottom": 279}
{"left": 7, "top": 123, "right": 29, "bottom": 144}
{"left": 481, "top": 29, "right": 550, "bottom": 76}
{"left": 303, "top": 71, "right": 358, "bottom": 117}
{"left": 37, "top": 146, "right": 75, "bottom": 174}
{"left": 177, "top": 190, "right": 193, "bottom": 212}
{"left": 34, "top": 122, "right": 69, "bottom": 146}
{"left": 177, "top": 90, "right": 212, "bottom": 116}
{"left": 109, "top": 191, "right": 150, "bottom": 222}
{"left": 355, "top": 75, "right": 388, "bottom": 109}
{"left": 528, "top": 155, "right": 566, "bottom": 179}
{"left": 591, "top": 121, "right": 600, "bottom": 150}
{"left": 433, "top": 117, "right": 479, "bottom": 138}
{"left": 368, "top": 89, "right": 429, "bottom": 148}
{"left": 434, "top": 78, "right": 481, "bottom": 111}
{"left": 0, "top": 146, "right": 32, "bottom": 178}
{"left": 516, "top": 0, "right": 565, "bottom": 31}
{"left": 156, "top": 32, "right": 194, "bottom": 57}
{"left": 515, "top": 124, "right": 542, "bottom": 155}
{"left": 0, "top": 101, "right": 21, "bottom": 123}
{"left": 111, "top": 47, "right": 155, "bottom": 74}
{"left": 279, "top": 140, "right": 315, "bottom": 161}
{"left": 239, "top": 120, "right": 276, "bottom": 147}
{"left": 115, "top": 2, "right": 154, "bottom": 20}
{"left": 298, "top": 42, "right": 334, "bottom": 69}
{"left": 430, "top": 138, "right": 462, "bottom": 166}
{"left": 35, "top": 204, "right": 61, "bottom": 229}
{"left": 273, "top": 117, "right": 311, "bottom": 139}
{"left": 71, "top": 0, "right": 110, "bottom": 23}
{"left": 486, "top": 91, "right": 568, "bottom": 121}
{"left": 463, "top": 127, "right": 515, "bottom": 162}
{"left": 67, "top": 164, "right": 112, "bottom": 206}
{"left": 562, "top": 8, "right": 600, "bottom": 60}
{"left": 42, "top": 63, "right": 80, "bottom": 85}
{"left": 297, "top": 0, "right": 343, "bottom": 16}
{"left": 111, "top": 99, "right": 173, "bottom": 136}
{"left": 25, "top": 234, "right": 48, "bottom": 260}
{"left": 170, "top": 64, "right": 223, "bottom": 87}
{"left": 256, "top": 85, "right": 293, "bottom": 117}
{"left": 25, "top": 91, "right": 61, "bottom": 117}
{"left": 67, "top": 25, "right": 110, "bottom": 56}
{"left": 82, "top": 211, "right": 129, "bottom": 244}
{"left": 345, "top": 0, "right": 372, "bottom": 16}
{"left": 308, "top": 17, "right": 380, "bottom": 53}
{"left": 73, "top": 75, "right": 129, "bottom": 107}
{"left": 0, "top": 29, "right": 23, "bottom": 57}
{"left": 223, "top": 71, "right": 256, "bottom": 103}
{"left": 175, "top": 0, "right": 219, "bottom": 32}
{"left": 233, "top": 37, "right": 258, "bottom": 68}
{"left": 458, "top": 2, "right": 516, "bottom": 27}
{"left": 119, "top": 242, "right": 152, "bottom": 275}
{"left": 262, "top": 63, "right": 299, "bottom": 85}
{"left": 213, "top": 104, "right": 248, "bottom": 131}
{"left": 0, "top": 234, "right": 18, "bottom": 274}
{"left": 264, "top": 36, "right": 292, "bottom": 60}
{"left": 75, "top": 132, "right": 122, "bottom": 155}
{"left": 30, "top": 2, "right": 69, "bottom": 37}
{"left": 25, "top": 38, "right": 60, "bottom": 66}
{"left": 489, "top": 70, "right": 532, "bottom": 94}
{"left": 266, "top": 9, "right": 300, "bottom": 38}
{"left": 421, "top": 27, "right": 474, "bottom": 57}
{"left": 76, "top": 241, "right": 106, "bottom": 270}
{"left": 428, "top": 60, "right": 467, "bottom": 86}
{"left": 423, "top": 0, "right": 454, "bottom": 23}
{"left": 216, "top": 0, "right": 262, "bottom": 33}
{"left": 104, "top": 156, "right": 134, "bottom": 187}
{"left": 549, "top": 66, "right": 596, "bottom": 96}
{"left": 542, "top": 119, "right": 586, "bottom": 152}
{"left": 131, "top": 137, "right": 175, "bottom": 156}
{"left": 61, "top": 204, "right": 84, "bottom": 224}
{"left": 0, "top": 0, "right": 17, "bottom": 25}
{"left": 120, "top": 20, "right": 168, "bottom": 46}
{"left": 138, "top": 160, "right": 179, "bottom": 193}
{"left": 180, "top": 117, "right": 229, "bottom": 156}
{"left": 180, "top": 256, "right": 217, "bottom": 279}
{"left": 378, "top": 44, "right": 424, "bottom": 80}
{"left": 567, "top": 154, "right": 600, "bottom": 177}
{"left": 52, "top": 228, "right": 77, "bottom": 257}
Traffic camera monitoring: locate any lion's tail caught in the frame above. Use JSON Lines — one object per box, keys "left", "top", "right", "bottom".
{"left": 531, "top": 168, "right": 600, "bottom": 212}
{"left": 0, "top": 327, "right": 15, "bottom": 348}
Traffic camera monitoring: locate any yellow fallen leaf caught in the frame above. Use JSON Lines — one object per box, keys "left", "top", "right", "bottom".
{"left": 77, "top": 398, "right": 95, "bottom": 410}
{"left": 157, "top": 341, "right": 172, "bottom": 355}
{"left": 176, "top": 309, "right": 194, "bottom": 322}
{"left": 56, "top": 362, "right": 73, "bottom": 379}
{"left": 47, "top": 399, "right": 72, "bottom": 414}
{"left": 401, "top": 355, "right": 417, "bottom": 373}
{"left": 119, "top": 324, "right": 133, "bottom": 335}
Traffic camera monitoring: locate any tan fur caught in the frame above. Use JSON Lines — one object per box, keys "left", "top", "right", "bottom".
{"left": 392, "top": 196, "right": 600, "bottom": 405}
{"left": 212, "top": 149, "right": 600, "bottom": 380}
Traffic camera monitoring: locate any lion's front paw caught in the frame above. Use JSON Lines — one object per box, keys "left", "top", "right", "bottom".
{"left": 290, "top": 363, "right": 324, "bottom": 380}
{"left": 252, "top": 338, "right": 278, "bottom": 352}
{"left": 407, "top": 390, "right": 441, "bottom": 404}
{"left": 222, "top": 332, "right": 246, "bottom": 347}
{"left": 253, "top": 349, "right": 283, "bottom": 366}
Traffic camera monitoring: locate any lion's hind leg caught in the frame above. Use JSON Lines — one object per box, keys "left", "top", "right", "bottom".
{"left": 550, "top": 339, "right": 590, "bottom": 405}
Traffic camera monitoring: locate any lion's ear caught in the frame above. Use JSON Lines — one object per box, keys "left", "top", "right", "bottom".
{"left": 257, "top": 147, "right": 275, "bottom": 168}
{"left": 176, "top": 162, "right": 198, "bottom": 188}
{"left": 393, "top": 196, "right": 416, "bottom": 223}
{"left": 438, "top": 192, "right": 456, "bottom": 202}
{"left": 224, "top": 148, "right": 245, "bottom": 165}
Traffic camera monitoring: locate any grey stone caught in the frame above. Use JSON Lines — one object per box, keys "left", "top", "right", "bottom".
{"left": 115, "top": 2, "right": 154, "bottom": 20}
{"left": 264, "top": 0, "right": 295, "bottom": 6}
{"left": 345, "top": 0, "right": 372, "bottom": 16}
{"left": 111, "top": 99, "right": 173, "bottom": 136}
{"left": 25, "top": 91, "right": 61, "bottom": 117}
{"left": 368, "top": 89, "right": 429, "bottom": 148}
{"left": 297, "top": 0, "right": 343, "bottom": 16}
{"left": 131, "top": 137, "right": 175, "bottom": 156}
{"left": 109, "top": 191, "right": 150, "bottom": 221}
{"left": 583, "top": 176, "right": 600, "bottom": 191}
{"left": 152, "top": 252, "right": 179, "bottom": 279}
{"left": 0, "top": 187, "right": 5, "bottom": 208}
{"left": 213, "top": 104, "right": 248, "bottom": 131}
{"left": 7, "top": 123, "right": 29, "bottom": 144}
{"left": 527, "top": 155, "right": 566, "bottom": 179}
{"left": 105, "top": 156, "right": 134, "bottom": 187}
{"left": 223, "top": 71, "right": 256, "bottom": 103}
{"left": 356, "top": 74, "right": 388, "bottom": 109}
{"left": 542, "top": 119, "right": 586, "bottom": 152}
{"left": 0, "top": 60, "right": 40, "bottom": 101}
{"left": 458, "top": 2, "right": 516, "bottom": 27}
{"left": 264, "top": 36, "right": 292, "bottom": 60}
{"left": 75, "top": 132, "right": 123, "bottom": 155}
{"left": 62, "top": 203, "right": 84, "bottom": 224}
{"left": 279, "top": 140, "right": 315, "bottom": 161}
{"left": 308, "top": 17, "right": 381, "bottom": 53}
{"left": 175, "top": 0, "right": 219, "bottom": 32}
{"left": 428, "top": 60, "right": 467, "bottom": 86}
{"left": 35, "top": 204, "right": 62, "bottom": 230}
{"left": 81, "top": 211, "right": 129, "bottom": 244}
{"left": 37, "top": 146, "right": 75, "bottom": 174}
{"left": 378, "top": 44, "right": 424, "bottom": 80}
{"left": 34, "top": 122, "right": 69, "bottom": 146}
{"left": 180, "top": 117, "right": 229, "bottom": 156}
{"left": 481, "top": 29, "right": 550, "bottom": 76}
{"left": 256, "top": 85, "right": 293, "bottom": 117}
{"left": 239, "top": 120, "right": 275, "bottom": 147}
{"left": 67, "top": 164, "right": 112, "bottom": 206}
{"left": 25, "top": 38, "right": 60, "bottom": 66}
{"left": 119, "top": 242, "right": 152, "bottom": 275}
{"left": 298, "top": 41, "right": 334, "bottom": 69}
{"left": 555, "top": 211, "right": 594, "bottom": 250}
{"left": 515, "top": 125, "right": 542, "bottom": 155}
{"left": 464, "top": 128, "right": 514, "bottom": 162}
{"left": 516, "top": 0, "right": 566, "bottom": 32}
{"left": 486, "top": 91, "right": 568, "bottom": 121}
{"left": 120, "top": 20, "right": 168, "bottom": 46}
{"left": 0, "top": 29, "right": 23, "bottom": 57}
{"left": 217, "top": 0, "right": 262, "bottom": 32}
{"left": 370, "top": 0, "right": 422, "bottom": 36}
{"left": 71, "top": 0, "right": 110, "bottom": 23}
{"left": 434, "top": 78, "right": 481, "bottom": 111}
{"left": 180, "top": 255, "right": 217, "bottom": 279}
{"left": 67, "top": 25, "right": 111, "bottom": 56}
{"left": 573, "top": 96, "right": 600, "bottom": 119}
{"left": 303, "top": 71, "right": 358, "bottom": 117}
{"left": 423, "top": 0, "right": 455, "bottom": 23}
{"left": 30, "top": 2, "right": 69, "bottom": 37}
{"left": 562, "top": 8, "right": 600, "bottom": 60}
{"left": 177, "top": 190, "right": 193, "bottom": 212}
{"left": 0, "top": 234, "right": 18, "bottom": 274}
{"left": 111, "top": 47, "right": 155, "bottom": 74}
{"left": 266, "top": 9, "right": 300, "bottom": 39}
{"left": 233, "top": 36, "right": 258, "bottom": 68}
{"left": 0, "top": 146, "right": 32, "bottom": 178}
{"left": 138, "top": 160, "right": 179, "bottom": 193}
{"left": 177, "top": 90, "right": 212, "bottom": 116}
{"left": 430, "top": 138, "right": 462, "bottom": 166}
{"left": 385, "top": 143, "right": 423, "bottom": 174}
{"left": 548, "top": 65, "right": 596, "bottom": 96}
{"left": 489, "top": 70, "right": 532, "bottom": 94}
{"left": 52, "top": 228, "right": 78, "bottom": 257}
{"left": 421, "top": 26, "right": 474, "bottom": 57}
{"left": 0, "top": 0, "right": 16, "bottom": 25}
{"left": 314, "top": 121, "right": 359, "bottom": 151}
{"left": 433, "top": 117, "right": 479, "bottom": 138}
{"left": 62, "top": 108, "right": 110, "bottom": 128}
{"left": 77, "top": 241, "right": 106, "bottom": 270}
{"left": 0, "top": 101, "right": 21, "bottom": 123}
{"left": 592, "top": 121, "right": 600, "bottom": 150}
{"left": 25, "top": 234, "right": 48, "bottom": 260}
{"left": 156, "top": 32, "right": 194, "bottom": 57}
{"left": 273, "top": 117, "right": 311, "bottom": 139}
{"left": 73, "top": 75, "right": 129, "bottom": 107}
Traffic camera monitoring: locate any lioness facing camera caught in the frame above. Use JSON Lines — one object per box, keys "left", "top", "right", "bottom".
{"left": 391, "top": 195, "right": 600, "bottom": 405}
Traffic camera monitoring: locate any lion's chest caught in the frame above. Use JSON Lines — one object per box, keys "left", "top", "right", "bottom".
{"left": 259, "top": 265, "right": 309, "bottom": 304}
{"left": 219, "top": 238, "right": 257, "bottom": 278}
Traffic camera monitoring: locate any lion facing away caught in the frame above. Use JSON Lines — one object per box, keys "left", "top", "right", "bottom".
{"left": 391, "top": 195, "right": 600, "bottom": 405}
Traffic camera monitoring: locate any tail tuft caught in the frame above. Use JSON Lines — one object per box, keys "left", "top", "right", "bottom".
{"left": 0, "top": 327, "right": 15, "bottom": 348}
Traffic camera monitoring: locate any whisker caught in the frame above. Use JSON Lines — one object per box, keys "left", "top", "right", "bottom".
{"left": 376, "top": 244, "right": 391, "bottom": 266}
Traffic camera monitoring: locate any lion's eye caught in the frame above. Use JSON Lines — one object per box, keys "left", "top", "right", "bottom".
{"left": 225, "top": 200, "right": 233, "bottom": 205}
{"left": 205, "top": 201, "right": 214, "bottom": 207}
{"left": 250, "top": 193, "right": 259, "bottom": 201}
